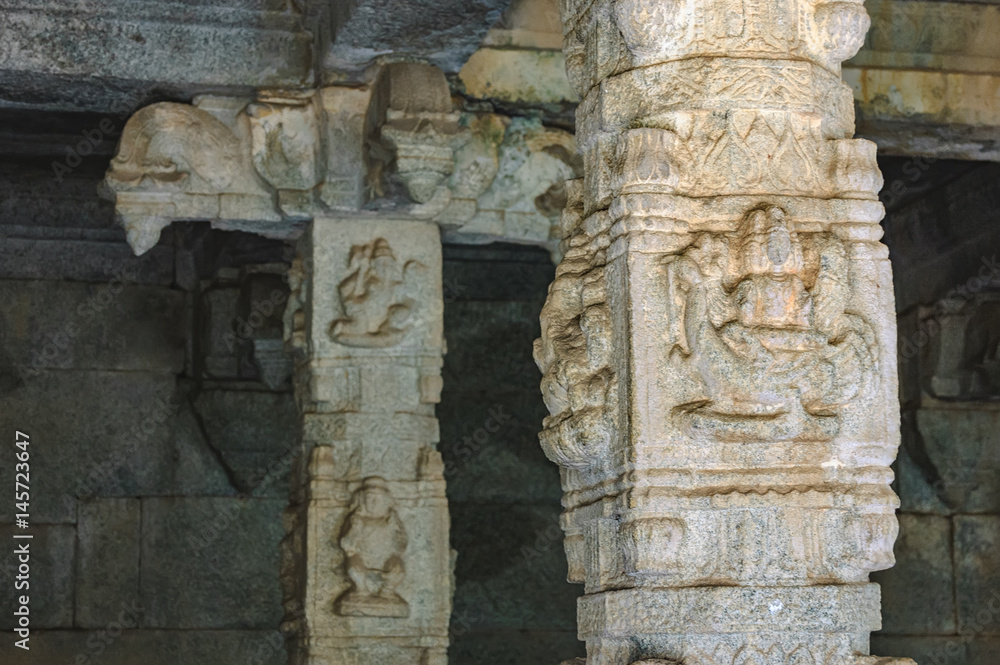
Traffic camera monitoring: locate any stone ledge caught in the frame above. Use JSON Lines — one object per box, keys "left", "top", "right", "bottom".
{"left": 578, "top": 585, "right": 882, "bottom": 636}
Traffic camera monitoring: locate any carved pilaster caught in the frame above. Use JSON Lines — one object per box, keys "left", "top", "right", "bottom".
{"left": 537, "top": 1, "right": 912, "bottom": 664}
{"left": 282, "top": 218, "right": 451, "bottom": 665}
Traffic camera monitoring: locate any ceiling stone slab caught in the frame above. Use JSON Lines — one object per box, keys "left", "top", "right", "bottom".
{"left": 0, "top": 0, "right": 313, "bottom": 113}
{"left": 321, "top": 0, "right": 511, "bottom": 74}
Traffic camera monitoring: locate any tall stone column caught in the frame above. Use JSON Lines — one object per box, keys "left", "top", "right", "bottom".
{"left": 282, "top": 218, "right": 451, "bottom": 665}
{"left": 536, "top": 1, "right": 912, "bottom": 663}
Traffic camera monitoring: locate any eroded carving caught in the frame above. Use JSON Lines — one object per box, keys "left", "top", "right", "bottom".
{"left": 331, "top": 239, "right": 424, "bottom": 348}
{"left": 102, "top": 75, "right": 579, "bottom": 256}
{"left": 335, "top": 477, "right": 409, "bottom": 618}
{"left": 665, "top": 205, "right": 878, "bottom": 441}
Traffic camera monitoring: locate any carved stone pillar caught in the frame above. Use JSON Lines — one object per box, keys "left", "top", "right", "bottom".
{"left": 536, "top": 1, "right": 912, "bottom": 664}
{"left": 282, "top": 218, "right": 451, "bottom": 665}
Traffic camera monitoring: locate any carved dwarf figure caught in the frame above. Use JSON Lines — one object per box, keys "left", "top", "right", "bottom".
{"left": 335, "top": 476, "right": 409, "bottom": 618}
{"left": 668, "top": 205, "right": 877, "bottom": 441}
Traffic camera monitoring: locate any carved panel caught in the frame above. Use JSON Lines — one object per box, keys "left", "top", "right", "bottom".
{"left": 335, "top": 477, "right": 410, "bottom": 618}
{"left": 663, "top": 206, "right": 878, "bottom": 442}
{"left": 331, "top": 239, "right": 425, "bottom": 349}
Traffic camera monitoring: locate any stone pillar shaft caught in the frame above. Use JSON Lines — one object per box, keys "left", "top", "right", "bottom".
{"left": 284, "top": 218, "right": 451, "bottom": 665}
{"left": 537, "top": 1, "right": 913, "bottom": 663}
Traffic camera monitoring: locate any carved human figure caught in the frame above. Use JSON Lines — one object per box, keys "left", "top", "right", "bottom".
{"left": 668, "top": 205, "right": 876, "bottom": 441}
{"left": 335, "top": 477, "right": 409, "bottom": 618}
{"left": 331, "top": 239, "right": 422, "bottom": 348}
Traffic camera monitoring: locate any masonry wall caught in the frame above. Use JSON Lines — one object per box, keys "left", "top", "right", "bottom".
{"left": 0, "top": 154, "right": 294, "bottom": 664}
{"left": 873, "top": 158, "right": 1000, "bottom": 665}
{"left": 439, "top": 244, "right": 582, "bottom": 664}
{"left": 0, "top": 149, "right": 580, "bottom": 664}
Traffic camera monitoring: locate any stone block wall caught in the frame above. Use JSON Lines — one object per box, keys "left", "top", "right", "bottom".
{"left": 0, "top": 157, "right": 294, "bottom": 665}
{"left": 439, "top": 244, "right": 583, "bottom": 664}
{"left": 873, "top": 158, "right": 1000, "bottom": 665}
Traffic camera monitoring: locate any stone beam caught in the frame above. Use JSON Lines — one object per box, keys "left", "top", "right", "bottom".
{"left": 0, "top": 0, "right": 313, "bottom": 113}
{"left": 535, "top": 0, "right": 912, "bottom": 663}
{"left": 280, "top": 217, "right": 451, "bottom": 664}
{"left": 99, "top": 63, "right": 579, "bottom": 256}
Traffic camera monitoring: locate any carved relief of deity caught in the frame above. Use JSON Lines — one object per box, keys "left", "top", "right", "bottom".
{"left": 334, "top": 477, "right": 409, "bottom": 618}
{"left": 331, "top": 239, "right": 423, "bottom": 348}
{"left": 665, "top": 205, "right": 877, "bottom": 442}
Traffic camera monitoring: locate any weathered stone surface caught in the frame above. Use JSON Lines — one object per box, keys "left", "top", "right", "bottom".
{"left": 880, "top": 163, "right": 1000, "bottom": 312}
{"left": 459, "top": 49, "right": 576, "bottom": 105}
{"left": 535, "top": 0, "right": 908, "bottom": 660}
{"left": 443, "top": 301, "right": 547, "bottom": 393}
{"left": 442, "top": 244, "right": 556, "bottom": 303}
{"left": 100, "top": 66, "right": 578, "bottom": 256}
{"left": 192, "top": 389, "right": 298, "bottom": 496}
{"left": 916, "top": 295, "right": 1000, "bottom": 402}
{"left": 323, "top": 0, "right": 508, "bottom": 73}
{"left": 0, "top": 155, "right": 117, "bottom": 227}
{"left": 0, "top": 0, "right": 312, "bottom": 113}
{"left": 439, "top": 391, "right": 558, "bottom": 504}
{"left": 0, "top": 629, "right": 287, "bottom": 665}
{"left": 954, "top": 516, "right": 1000, "bottom": 635}
{"left": 458, "top": 0, "right": 1000, "bottom": 162}
{"left": 968, "top": 638, "right": 1000, "bottom": 665}
{"left": 450, "top": 629, "right": 583, "bottom": 665}
{"left": 170, "top": 398, "right": 238, "bottom": 496}
{"left": 450, "top": 503, "right": 579, "bottom": 631}
{"left": 140, "top": 497, "right": 285, "bottom": 629}
{"left": 0, "top": 237, "right": 174, "bottom": 284}
{"left": 283, "top": 218, "right": 452, "bottom": 665}
{"left": 0, "top": 280, "right": 184, "bottom": 373}
{"left": 871, "top": 636, "right": 972, "bottom": 665}
{"left": 0, "top": 524, "right": 75, "bottom": 630}
{"left": 0, "top": 370, "right": 177, "bottom": 523}
{"left": 872, "top": 514, "right": 955, "bottom": 634}
{"left": 895, "top": 443, "right": 950, "bottom": 515}
{"left": 76, "top": 499, "right": 141, "bottom": 629}
{"left": 912, "top": 408, "right": 1000, "bottom": 513}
